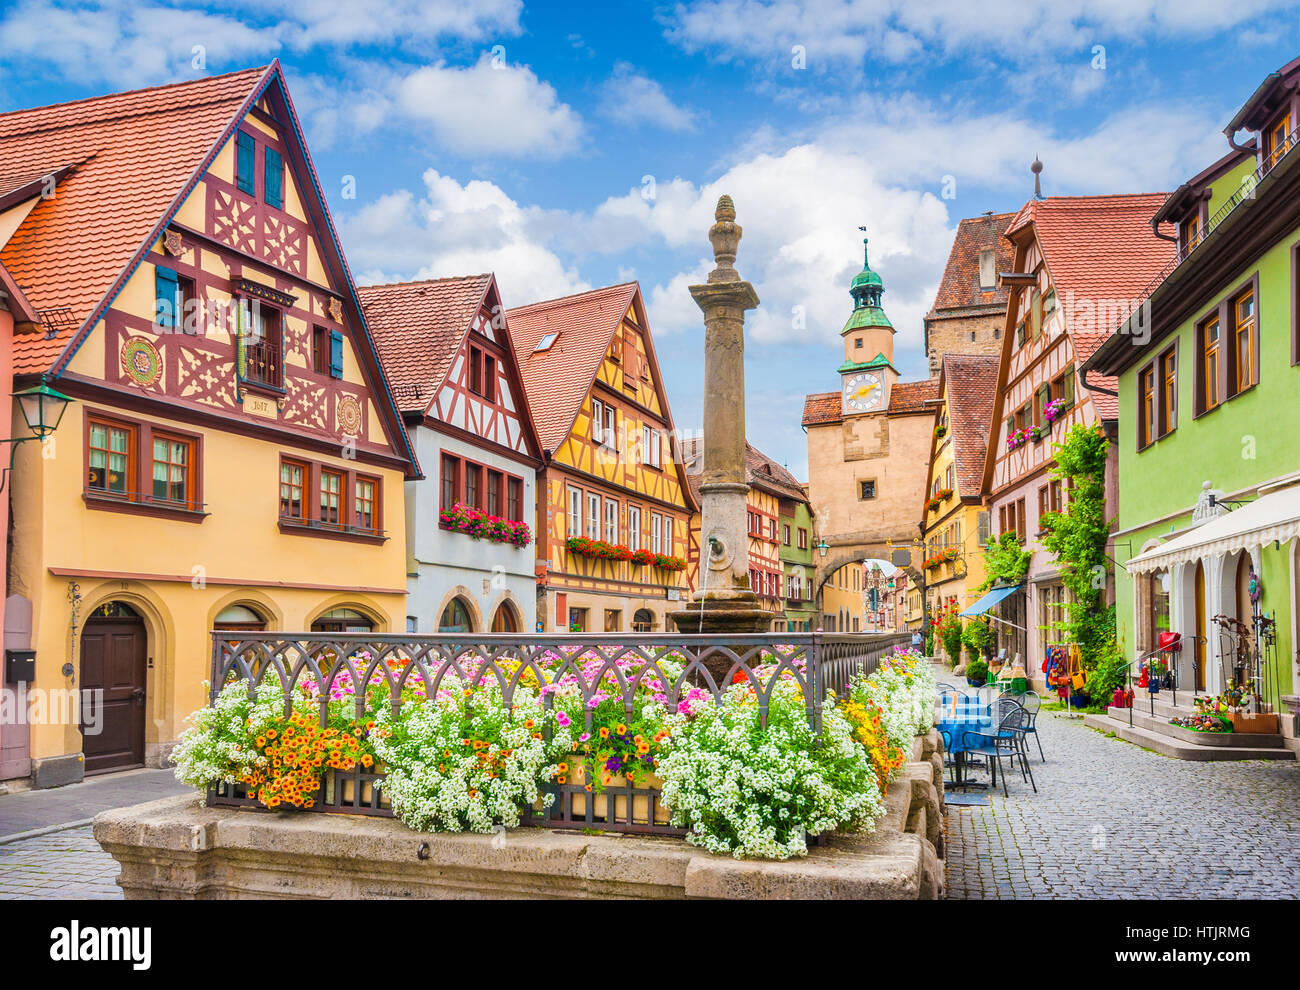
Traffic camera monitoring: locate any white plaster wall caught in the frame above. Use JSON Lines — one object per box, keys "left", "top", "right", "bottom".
{"left": 405, "top": 425, "right": 538, "bottom": 633}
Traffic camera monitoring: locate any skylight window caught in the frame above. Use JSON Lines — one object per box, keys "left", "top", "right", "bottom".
{"left": 534, "top": 332, "right": 559, "bottom": 352}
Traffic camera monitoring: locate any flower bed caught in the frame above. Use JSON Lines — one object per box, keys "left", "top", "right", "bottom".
{"left": 177, "top": 636, "right": 930, "bottom": 860}
{"left": 440, "top": 502, "right": 531, "bottom": 547}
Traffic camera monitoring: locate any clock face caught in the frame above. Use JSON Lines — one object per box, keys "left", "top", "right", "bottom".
{"left": 843, "top": 372, "right": 883, "bottom": 413}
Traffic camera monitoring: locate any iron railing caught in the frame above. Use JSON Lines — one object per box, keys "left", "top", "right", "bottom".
{"left": 206, "top": 630, "right": 911, "bottom": 833}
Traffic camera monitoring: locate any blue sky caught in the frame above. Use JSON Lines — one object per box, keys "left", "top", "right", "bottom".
{"left": 3, "top": 1, "right": 1299, "bottom": 476}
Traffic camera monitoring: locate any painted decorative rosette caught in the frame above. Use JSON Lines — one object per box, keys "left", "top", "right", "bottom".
{"left": 120, "top": 336, "right": 162, "bottom": 387}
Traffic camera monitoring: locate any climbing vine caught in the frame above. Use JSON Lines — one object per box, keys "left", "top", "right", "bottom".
{"left": 977, "top": 532, "right": 1032, "bottom": 594}
{"left": 1039, "top": 423, "right": 1112, "bottom": 668}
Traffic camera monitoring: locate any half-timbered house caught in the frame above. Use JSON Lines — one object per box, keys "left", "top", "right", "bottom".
{"left": 508, "top": 283, "right": 696, "bottom": 633}
{"left": 979, "top": 194, "right": 1174, "bottom": 678}
{"left": 360, "top": 274, "right": 542, "bottom": 635}
{"left": 1, "top": 64, "right": 418, "bottom": 786}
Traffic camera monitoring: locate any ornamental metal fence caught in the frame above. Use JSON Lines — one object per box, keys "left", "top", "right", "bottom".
{"left": 206, "top": 630, "right": 911, "bottom": 834}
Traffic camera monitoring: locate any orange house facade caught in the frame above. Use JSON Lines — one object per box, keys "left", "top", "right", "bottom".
{"left": 509, "top": 284, "right": 696, "bottom": 633}
{"left": 0, "top": 65, "right": 417, "bottom": 786}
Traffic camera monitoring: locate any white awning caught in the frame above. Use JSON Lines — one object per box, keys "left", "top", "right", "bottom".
{"left": 1126, "top": 480, "right": 1300, "bottom": 574}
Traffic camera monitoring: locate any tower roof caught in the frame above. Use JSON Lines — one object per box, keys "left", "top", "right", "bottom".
{"left": 842, "top": 236, "right": 893, "bottom": 336}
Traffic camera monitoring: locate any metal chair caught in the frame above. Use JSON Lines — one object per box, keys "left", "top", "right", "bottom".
{"left": 937, "top": 728, "right": 957, "bottom": 783}
{"left": 963, "top": 705, "right": 1037, "bottom": 797}
{"left": 1018, "top": 690, "right": 1045, "bottom": 762}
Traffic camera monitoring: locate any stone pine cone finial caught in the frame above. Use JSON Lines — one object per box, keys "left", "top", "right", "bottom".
{"left": 707, "top": 194, "right": 742, "bottom": 283}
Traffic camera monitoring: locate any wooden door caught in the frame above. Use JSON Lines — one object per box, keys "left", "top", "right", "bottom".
{"left": 1194, "top": 562, "right": 1206, "bottom": 692}
{"left": 80, "top": 615, "right": 147, "bottom": 774}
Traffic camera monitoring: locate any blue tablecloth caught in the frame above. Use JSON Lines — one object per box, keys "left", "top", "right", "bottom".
{"left": 935, "top": 696, "right": 996, "bottom": 754}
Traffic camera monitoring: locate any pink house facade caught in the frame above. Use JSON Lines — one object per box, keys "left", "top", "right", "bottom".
{"left": 981, "top": 194, "right": 1173, "bottom": 683}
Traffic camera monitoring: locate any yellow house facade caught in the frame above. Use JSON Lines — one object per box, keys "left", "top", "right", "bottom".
{"left": 1, "top": 65, "right": 417, "bottom": 786}
{"left": 919, "top": 355, "right": 1000, "bottom": 639}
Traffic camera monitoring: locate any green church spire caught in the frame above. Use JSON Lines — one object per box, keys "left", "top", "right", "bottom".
{"left": 842, "top": 236, "right": 893, "bottom": 336}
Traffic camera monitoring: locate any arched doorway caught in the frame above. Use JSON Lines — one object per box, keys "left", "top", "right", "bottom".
{"left": 80, "top": 601, "right": 147, "bottom": 775}
{"left": 439, "top": 597, "right": 474, "bottom": 633}
{"left": 632, "top": 608, "right": 654, "bottom": 633}
{"left": 490, "top": 601, "right": 520, "bottom": 633}
{"left": 311, "top": 608, "right": 375, "bottom": 633}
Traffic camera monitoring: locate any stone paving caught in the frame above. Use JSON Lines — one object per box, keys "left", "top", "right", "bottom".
{"left": 938, "top": 667, "right": 1300, "bottom": 899}
{"left": 0, "top": 825, "right": 121, "bottom": 899}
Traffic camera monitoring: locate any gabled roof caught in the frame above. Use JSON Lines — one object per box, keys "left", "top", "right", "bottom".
{"left": 359, "top": 273, "right": 493, "bottom": 413}
{"left": 1225, "top": 54, "right": 1300, "bottom": 136}
{"left": 0, "top": 62, "right": 420, "bottom": 476}
{"left": 507, "top": 282, "right": 639, "bottom": 452}
{"left": 939, "top": 353, "right": 999, "bottom": 498}
{"left": 679, "top": 436, "right": 808, "bottom": 505}
{"left": 1005, "top": 193, "right": 1174, "bottom": 418}
{"left": 801, "top": 391, "right": 841, "bottom": 427}
{"left": 0, "top": 65, "right": 268, "bottom": 374}
{"left": 927, "top": 212, "right": 1015, "bottom": 318}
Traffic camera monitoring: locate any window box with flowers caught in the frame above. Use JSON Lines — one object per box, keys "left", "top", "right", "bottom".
{"left": 566, "top": 536, "right": 633, "bottom": 562}
{"left": 933, "top": 424, "right": 947, "bottom": 440}
{"left": 1005, "top": 427, "right": 1033, "bottom": 451}
{"left": 440, "top": 502, "right": 532, "bottom": 548}
{"left": 1043, "top": 397, "right": 1069, "bottom": 425}
{"left": 654, "top": 554, "right": 687, "bottom": 572}
{"left": 922, "top": 548, "right": 960, "bottom": 571}
{"left": 925, "top": 488, "right": 953, "bottom": 513}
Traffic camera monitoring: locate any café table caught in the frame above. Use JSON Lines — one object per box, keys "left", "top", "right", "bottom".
{"left": 935, "top": 691, "right": 997, "bottom": 789}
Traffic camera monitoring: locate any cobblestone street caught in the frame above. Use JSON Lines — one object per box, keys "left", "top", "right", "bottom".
{"left": 0, "top": 826, "right": 120, "bottom": 899}
{"left": 942, "top": 687, "right": 1300, "bottom": 899}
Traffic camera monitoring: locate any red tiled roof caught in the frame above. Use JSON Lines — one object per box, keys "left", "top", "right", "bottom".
{"left": 358, "top": 274, "right": 492, "bottom": 413}
{"left": 679, "top": 436, "right": 808, "bottom": 504}
{"left": 507, "top": 282, "right": 638, "bottom": 452}
{"left": 801, "top": 391, "right": 841, "bottom": 427}
{"left": 927, "top": 212, "right": 1015, "bottom": 317}
{"left": 940, "top": 353, "right": 1000, "bottom": 498}
{"left": 1007, "top": 193, "right": 1174, "bottom": 418}
{"left": 0, "top": 65, "right": 271, "bottom": 374}
{"left": 887, "top": 379, "right": 940, "bottom": 413}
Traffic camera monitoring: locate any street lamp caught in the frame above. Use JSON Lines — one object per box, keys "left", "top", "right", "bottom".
{"left": 815, "top": 539, "right": 829, "bottom": 558}
{"left": 1, "top": 379, "right": 74, "bottom": 493}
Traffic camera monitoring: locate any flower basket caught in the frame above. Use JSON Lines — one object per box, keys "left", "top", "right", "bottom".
{"left": 535, "top": 759, "right": 671, "bottom": 827}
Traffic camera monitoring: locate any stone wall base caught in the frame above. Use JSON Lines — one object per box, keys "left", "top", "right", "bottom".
{"left": 32, "top": 753, "right": 84, "bottom": 789}
{"left": 94, "top": 730, "right": 945, "bottom": 900}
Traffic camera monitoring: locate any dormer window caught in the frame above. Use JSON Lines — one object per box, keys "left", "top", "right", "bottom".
{"left": 534, "top": 331, "right": 559, "bottom": 353}
{"left": 1181, "top": 212, "right": 1201, "bottom": 257}
{"left": 1264, "top": 110, "right": 1293, "bottom": 172}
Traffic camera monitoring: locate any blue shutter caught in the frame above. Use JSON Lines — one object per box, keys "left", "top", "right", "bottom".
{"left": 154, "top": 266, "right": 179, "bottom": 329}
{"left": 264, "top": 147, "right": 283, "bottom": 209}
{"left": 236, "top": 131, "right": 255, "bottom": 194}
{"left": 329, "top": 330, "right": 343, "bottom": 378}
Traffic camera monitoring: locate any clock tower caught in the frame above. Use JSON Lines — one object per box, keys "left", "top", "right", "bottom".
{"left": 838, "top": 238, "right": 898, "bottom": 416}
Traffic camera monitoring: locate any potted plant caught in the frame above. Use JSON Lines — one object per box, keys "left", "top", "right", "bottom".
{"left": 965, "top": 658, "right": 988, "bottom": 687}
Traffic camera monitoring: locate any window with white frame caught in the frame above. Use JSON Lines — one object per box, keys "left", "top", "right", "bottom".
{"left": 662, "top": 515, "right": 673, "bottom": 554}
{"left": 642, "top": 425, "right": 661, "bottom": 468}
{"left": 628, "top": 505, "right": 641, "bottom": 551}
{"left": 591, "top": 399, "right": 604, "bottom": 443}
{"left": 651, "top": 511, "right": 662, "bottom": 553}
{"left": 567, "top": 485, "right": 582, "bottom": 537}
{"left": 603, "top": 403, "right": 616, "bottom": 448}
{"left": 604, "top": 497, "right": 618, "bottom": 543}
{"left": 586, "top": 491, "right": 600, "bottom": 539}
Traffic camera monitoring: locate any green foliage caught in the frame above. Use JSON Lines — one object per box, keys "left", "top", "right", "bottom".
{"left": 938, "top": 612, "right": 964, "bottom": 666}
{"left": 961, "top": 619, "right": 994, "bottom": 660}
{"left": 1083, "top": 613, "right": 1127, "bottom": 705}
{"left": 978, "top": 532, "right": 1032, "bottom": 594}
{"left": 1039, "top": 424, "right": 1113, "bottom": 669}
{"left": 965, "top": 658, "right": 989, "bottom": 683}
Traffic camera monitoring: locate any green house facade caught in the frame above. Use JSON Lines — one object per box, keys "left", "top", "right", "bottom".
{"left": 780, "top": 498, "right": 817, "bottom": 631}
{"left": 1085, "top": 57, "right": 1300, "bottom": 713}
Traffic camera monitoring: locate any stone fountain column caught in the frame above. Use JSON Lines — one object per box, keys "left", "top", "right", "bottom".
{"left": 671, "top": 196, "right": 775, "bottom": 648}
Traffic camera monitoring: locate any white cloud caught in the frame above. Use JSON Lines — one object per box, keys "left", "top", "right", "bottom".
{"left": 664, "top": 0, "right": 1295, "bottom": 66}
{"left": 0, "top": 0, "right": 522, "bottom": 88}
{"left": 393, "top": 54, "right": 583, "bottom": 158}
{"left": 597, "top": 62, "right": 699, "bottom": 132}
{"left": 342, "top": 169, "right": 589, "bottom": 307}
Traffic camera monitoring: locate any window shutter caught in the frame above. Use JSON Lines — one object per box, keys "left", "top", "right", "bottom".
{"left": 328, "top": 330, "right": 343, "bottom": 378}
{"left": 264, "top": 147, "right": 283, "bottom": 209}
{"left": 236, "top": 131, "right": 255, "bottom": 194}
{"left": 1063, "top": 367, "right": 1075, "bottom": 407}
{"left": 155, "top": 266, "right": 179, "bottom": 328}
{"left": 1005, "top": 415, "right": 1014, "bottom": 439}
{"left": 977, "top": 510, "right": 991, "bottom": 544}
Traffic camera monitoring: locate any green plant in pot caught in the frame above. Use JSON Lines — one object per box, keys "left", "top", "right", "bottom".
{"left": 965, "top": 658, "right": 988, "bottom": 687}
{"left": 962, "top": 619, "right": 994, "bottom": 663}
{"left": 938, "top": 613, "right": 964, "bottom": 668}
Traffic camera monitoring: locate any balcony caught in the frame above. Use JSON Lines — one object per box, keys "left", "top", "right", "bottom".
{"left": 243, "top": 336, "right": 283, "bottom": 390}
